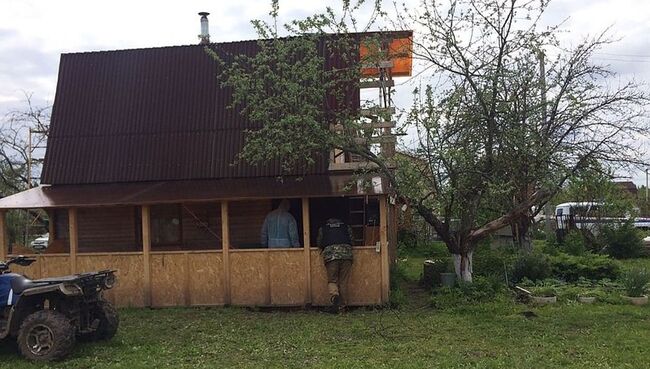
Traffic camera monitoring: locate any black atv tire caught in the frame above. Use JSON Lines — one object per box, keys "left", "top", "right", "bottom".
{"left": 82, "top": 300, "right": 119, "bottom": 341}
{"left": 17, "top": 310, "right": 75, "bottom": 361}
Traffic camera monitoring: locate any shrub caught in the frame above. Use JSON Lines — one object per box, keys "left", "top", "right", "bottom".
{"left": 621, "top": 268, "right": 650, "bottom": 297}
{"left": 398, "top": 237, "right": 449, "bottom": 258}
{"left": 431, "top": 276, "right": 506, "bottom": 309}
{"left": 532, "top": 286, "right": 557, "bottom": 297}
{"left": 561, "top": 230, "right": 587, "bottom": 256}
{"left": 601, "top": 222, "right": 644, "bottom": 259}
{"left": 540, "top": 234, "right": 561, "bottom": 255}
{"left": 549, "top": 253, "right": 620, "bottom": 282}
{"left": 472, "top": 247, "right": 517, "bottom": 279}
{"left": 511, "top": 253, "right": 552, "bottom": 283}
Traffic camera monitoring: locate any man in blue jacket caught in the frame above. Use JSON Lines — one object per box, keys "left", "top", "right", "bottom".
{"left": 260, "top": 199, "right": 300, "bottom": 248}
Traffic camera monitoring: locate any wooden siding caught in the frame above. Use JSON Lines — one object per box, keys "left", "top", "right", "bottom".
{"left": 77, "top": 254, "right": 145, "bottom": 307}
{"left": 7, "top": 195, "right": 391, "bottom": 308}
{"left": 228, "top": 200, "right": 272, "bottom": 248}
{"left": 181, "top": 202, "right": 222, "bottom": 249}
{"left": 77, "top": 206, "right": 140, "bottom": 252}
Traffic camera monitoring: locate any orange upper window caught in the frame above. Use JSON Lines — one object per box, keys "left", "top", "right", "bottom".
{"left": 360, "top": 36, "right": 413, "bottom": 77}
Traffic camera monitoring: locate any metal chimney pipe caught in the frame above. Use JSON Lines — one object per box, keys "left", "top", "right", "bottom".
{"left": 198, "top": 12, "right": 210, "bottom": 44}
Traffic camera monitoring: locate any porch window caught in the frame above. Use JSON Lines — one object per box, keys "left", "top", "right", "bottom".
{"left": 151, "top": 204, "right": 182, "bottom": 247}
{"left": 229, "top": 199, "right": 303, "bottom": 249}
{"left": 149, "top": 202, "right": 222, "bottom": 251}
{"left": 77, "top": 206, "right": 140, "bottom": 252}
{"left": 309, "top": 196, "right": 380, "bottom": 246}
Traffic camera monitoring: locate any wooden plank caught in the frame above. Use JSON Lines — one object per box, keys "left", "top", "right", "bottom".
{"left": 310, "top": 249, "right": 329, "bottom": 306}
{"left": 228, "top": 200, "right": 271, "bottom": 247}
{"left": 150, "top": 254, "right": 187, "bottom": 307}
{"left": 360, "top": 79, "right": 395, "bottom": 89}
{"left": 230, "top": 251, "right": 269, "bottom": 305}
{"left": 359, "top": 106, "right": 396, "bottom": 117}
{"left": 302, "top": 198, "right": 311, "bottom": 305}
{"left": 221, "top": 201, "right": 231, "bottom": 304}
{"left": 0, "top": 210, "right": 6, "bottom": 262}
{"left": 77, "top": 254, "right": 145, "bottom": 307}
{"left": 77, "top": 206, "right": 139, "bottom": 252}
{"left": 347, "top": 249, "right": 382, "bottom": 305}
{"left": 68, "top": 208, "right": 78, "bottom": 274}
{"left": 310, "top": 247, "right": 382, "bottom": 306}
{"left": 361, "top": 121, "right": 396, "bottom": 129}
{"left": 379, "top": 195, "right": 389, "bottom": 303}
{"left": 361, "top": 60, "right": 394, "bottom": 69}
{"left": 184, "top": 253, "right": 191, "bottom": 306}
{"left": 141, "top": 205, "right": 152, "bottom": 307}
{"left": 269, "top": 251, "right": 305, "bottom": 306}
{"left": 187, "top": 252, "right": 225, "bottom": 306}
{"left": 40, "top": 255, "right": 70, "bottom": 279}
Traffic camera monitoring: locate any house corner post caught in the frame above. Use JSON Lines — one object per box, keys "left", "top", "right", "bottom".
{"left": 379, "top": 196, "right": 389, "bottom": 304}
{"left": 221, "top": 201, "right": 231, "bottom": 305}
{"left": 68, "top": 208, "right": 78, "bottom": 274}
{"left": 301, "top": 198, "right": 312, "bottom": 305}
{"left": 141, "top": 205, "right": 152, "bottom": 307}
{"left": 0, "top": 210, "right": 7, "bottom": 261}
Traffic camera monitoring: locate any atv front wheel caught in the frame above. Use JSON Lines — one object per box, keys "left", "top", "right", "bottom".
{"left": 17, "top": 310, "right": 75, "bottom": 361}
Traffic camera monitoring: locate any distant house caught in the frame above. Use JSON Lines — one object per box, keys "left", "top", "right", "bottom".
{"left": 614, "top": 181, "right": 638, "bottom": 197}
{"left": 0, "top": 31, "right": 412, "bottom": 307}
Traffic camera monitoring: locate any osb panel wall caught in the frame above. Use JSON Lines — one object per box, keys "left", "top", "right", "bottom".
{"left": 269, "top": 251, "right": 305, "bottom": 305}
{"left": 230, "top": 251, "right": 270, "bottom": 305}
{"left": 347, "top": 249, "right": 382, "bottom": 305}
{"left": 77, "top": 254, "right": 145, "bottom": 307}
{"left": 77, "top": 207, "right": 140, "bottom": 253}
{"left": 229, "top": 200, "right": 272, "bottom": 248}
{"left": 187, "top": 253, "right": 225, "bottom": 306}
{"left": 40, "top": 256, "right": 72, "bottom": 279}
{"left": 310, "top": 249, "right": 330, "bottom": 306}
{"left": 182, "top": 203, "right": 222, "bottom": 250}
{"left": 8, "top": 255, "right": 71, "bottom": 280}
{"left": 150, "top": 254, "right": 188, "bottom": 307}
{"left": 310, "top": 247, "right": 382, "bottom": 306}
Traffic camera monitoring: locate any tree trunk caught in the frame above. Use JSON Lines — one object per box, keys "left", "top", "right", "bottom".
{"left": 452, "top": 251, "right": 473, "bottom": 282}
{"left": 512, "top": 217, "right": 533, "bottom": 253}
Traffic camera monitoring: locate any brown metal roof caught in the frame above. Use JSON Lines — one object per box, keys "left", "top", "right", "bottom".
{"left": 0, "top": 175, "right": 387, "bottom": 209}
{"left": 41, "top": 37, "right": 360, "bottom": 185}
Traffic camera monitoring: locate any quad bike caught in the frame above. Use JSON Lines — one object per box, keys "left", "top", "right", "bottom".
{"left": 0, "top": 255, "right": 118, "bottom": 361}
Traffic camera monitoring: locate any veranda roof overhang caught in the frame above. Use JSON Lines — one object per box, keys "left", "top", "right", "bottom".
{"left": 0, "top": 175, "right": 387, "bottom": 209}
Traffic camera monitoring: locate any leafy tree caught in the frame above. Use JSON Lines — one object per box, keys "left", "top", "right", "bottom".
{"left": 212, "top": 0, "right": 648, "bottom": 281}
{"left": 0, "top": 93, "right": 50, "bottom": 248}
{"left": 0, "top": 93, "right": 50, "bottom": 194}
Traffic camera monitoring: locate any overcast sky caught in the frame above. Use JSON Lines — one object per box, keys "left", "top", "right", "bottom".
{"left": 1, "top": 0, "right": 649, "bottom": 185}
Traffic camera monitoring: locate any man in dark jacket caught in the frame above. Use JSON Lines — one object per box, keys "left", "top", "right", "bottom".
{"left": 317, "top": 218, "right": 353, "bottom": 311}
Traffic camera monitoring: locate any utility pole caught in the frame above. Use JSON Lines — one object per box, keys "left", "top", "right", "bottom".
{"left": 645, "top": 168, "right": 648, "bottom": 206}
{"left": 537, "top": 47, "right": 553, "bottom": 234}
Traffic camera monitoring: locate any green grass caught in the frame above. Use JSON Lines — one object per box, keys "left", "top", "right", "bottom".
{"left": 2, "top": 254, "right": 650, "bottom": 368}
{"left": 2, "top": 302, "right": 649, "bottom": 368}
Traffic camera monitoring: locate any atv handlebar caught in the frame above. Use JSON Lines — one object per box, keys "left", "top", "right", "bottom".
{"left": 0, "top": 255, "right": 36, "bottom": 272}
